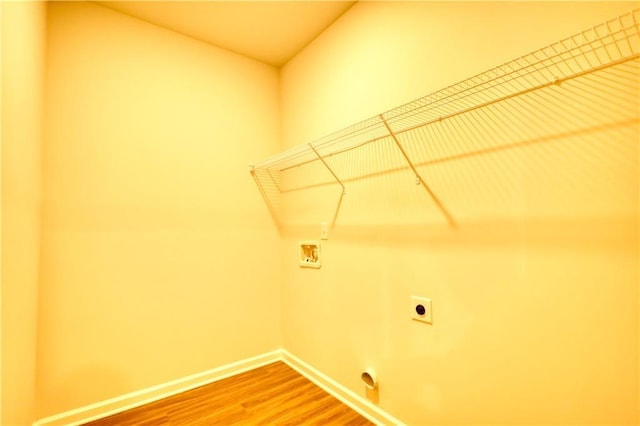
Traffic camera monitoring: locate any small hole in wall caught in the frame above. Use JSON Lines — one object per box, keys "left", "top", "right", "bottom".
{"left": 361, "top": 372, "right": 375, "bottom": 387}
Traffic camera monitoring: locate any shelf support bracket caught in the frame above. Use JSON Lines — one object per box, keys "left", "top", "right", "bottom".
{"left": 309, "top": 144, "right": 346, "bottom": 195}
{"left": 266, "top": 169, "right": 281, "bottom": 192}
{"left": 380, "top": 115, "right": 457, "bottom": 229}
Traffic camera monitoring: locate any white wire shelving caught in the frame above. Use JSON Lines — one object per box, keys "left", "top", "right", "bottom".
{"left": 250, "top": 9, "right": 640, "bottom": 229}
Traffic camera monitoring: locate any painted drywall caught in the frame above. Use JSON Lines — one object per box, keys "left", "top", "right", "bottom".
{"left": 280, "top": 2, "right": 639, "bottom": 424}
{"left": 1, "top": 1, "right": 47, "bottom": 424}
{"left": 37, "top": 2, "right": 281, "bottom": 417}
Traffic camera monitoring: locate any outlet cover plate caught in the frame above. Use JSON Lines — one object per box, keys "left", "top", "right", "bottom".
{"left": 410, "top": 296, "right": 432, "bottom": 324}
{"left": 320, "top": 222, "right": 328, "bottom": 240}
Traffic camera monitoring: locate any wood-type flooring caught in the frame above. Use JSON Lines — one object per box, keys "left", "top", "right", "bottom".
{"left": 83, "top": 361, "right": 375, "bottom": 425}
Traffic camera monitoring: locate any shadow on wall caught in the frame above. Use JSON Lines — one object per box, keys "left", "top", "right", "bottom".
{"left": 253, "top": 42, "right": 639, "bottom": 237}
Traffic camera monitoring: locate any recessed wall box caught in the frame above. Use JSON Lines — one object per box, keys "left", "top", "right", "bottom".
{"left": 299, "top": 241, "right": 321, "bottom": 268}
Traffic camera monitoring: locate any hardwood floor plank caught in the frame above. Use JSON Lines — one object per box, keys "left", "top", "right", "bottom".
{"left": 83, "top": 361, "right": 374, "bottom": 425}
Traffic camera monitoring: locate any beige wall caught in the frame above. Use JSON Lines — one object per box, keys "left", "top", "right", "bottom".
{"left": 4, "top": 1, "right": 638, "bottom": 423}
{"left": 280, "top": 2, "right": 639, "bottom": 424}
{"left": 36, "top": 2, "right": 281, "bottom": 417}
{"left": 1, "top": 1, "right": 47, "bottom": 425}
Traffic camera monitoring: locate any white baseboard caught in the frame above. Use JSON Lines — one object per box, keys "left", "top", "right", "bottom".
{"left": 281, "top": 350, "right": 404, "bottom": 426}
{"left": 32, "top": 350, "right": 282, "bottom": 426}
{"left": 33, "top": 349, "right": 403, "bottom": 426}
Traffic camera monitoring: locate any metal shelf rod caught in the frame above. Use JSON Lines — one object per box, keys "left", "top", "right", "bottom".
{"left": 381, "top": 115, "right": 457, "bottom": 229}
{"left": 309, "top": 144, "right": 346, "bottom": 195}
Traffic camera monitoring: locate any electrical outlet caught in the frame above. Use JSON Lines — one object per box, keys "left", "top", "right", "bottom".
{"left": 410, "top": 296, "right": 432, "bottom": 324}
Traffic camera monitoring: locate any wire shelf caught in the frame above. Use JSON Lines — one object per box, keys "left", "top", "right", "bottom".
{"left": 251, "top": 9, "right": 640, "bottom": 229}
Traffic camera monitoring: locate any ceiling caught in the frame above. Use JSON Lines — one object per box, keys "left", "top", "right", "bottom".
{"left": 96, "top": 1, "right": 356, "bottom": 67}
